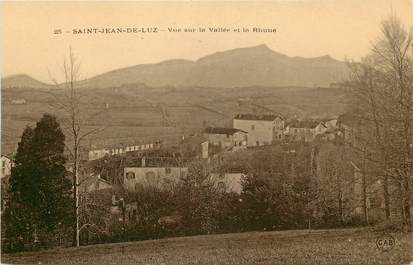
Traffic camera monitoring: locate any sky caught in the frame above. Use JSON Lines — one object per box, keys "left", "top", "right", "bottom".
{"left": 1, "top": 0, "right": 412, "bottom": 83}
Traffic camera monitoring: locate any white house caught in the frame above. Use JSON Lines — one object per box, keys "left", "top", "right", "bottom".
{"left": 11, "top": 99, "right": 26, "bottom": 105}
{"left": 88, "top": 149, "right": 110, "bottom": 161}
{"left": 284, "top": 119, "right": 320, "bottom": 142}
{"left": 203, "top": 127, "right": 248, "bottom": 150}
{"left": 123, "top": 157, "right": 188, "bottom": 192}
{"left": 315, "top": 119, "right": 338, "bottom": 136}
{"left": 88, "top": 140, "right": 162, "bottom": 161}
{"left": 233, "top": 114, "right": 284, "bottom": 146}
{"left": 124, "top": 167, "right": 188, "bottom": 192}
{"left": 0, "top": 155, "right": 12, "bottom": 178}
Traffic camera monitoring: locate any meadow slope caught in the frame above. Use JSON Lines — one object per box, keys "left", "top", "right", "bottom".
{"left": 1, "top": 85, "right": 349, "bottom": 154}
{"left": 2, "top": 228, "right": 412, "bottom": 265}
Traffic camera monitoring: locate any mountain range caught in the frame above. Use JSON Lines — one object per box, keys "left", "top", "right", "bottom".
{"left": 2, "top": 44, "right": 349, "bottom": 89}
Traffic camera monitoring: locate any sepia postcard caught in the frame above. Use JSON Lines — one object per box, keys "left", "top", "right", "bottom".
{"left": 1, "top": 1, "right": 413, "bottom": 264}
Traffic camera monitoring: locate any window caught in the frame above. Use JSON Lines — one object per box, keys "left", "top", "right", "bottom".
{"left": 251, "top": 125, "right": 255, "bottom": 130}
{"left": 126, "top": 172, "right": 135, "bottom": 179}
{"left": 145, "top": 171, "right": 156, "bottom": 184}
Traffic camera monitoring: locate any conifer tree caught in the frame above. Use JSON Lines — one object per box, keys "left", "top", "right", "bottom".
{"left": 4, "top": 114, "right": 73, "bottom": 251}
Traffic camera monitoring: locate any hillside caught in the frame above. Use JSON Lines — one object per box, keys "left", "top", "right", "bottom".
{"left": 1, "top": 45, "right": 351, "bottom": 155}
{"left": 1, "top": 45, "right": 349, "bottom": 88}
{"left": 77, "top": 44, "right": 349, "bottom": 88}
{"left": 1, "top": 84, "right": 350, "bottom": 155}
{"left": 1, "top": 45, "right": 349, "bottom": 89}
{"left": 1, "top": 74, "right": 52, "bottom": 89}
{"left": 2, "top": 228, "right": 411, "bottom": 265}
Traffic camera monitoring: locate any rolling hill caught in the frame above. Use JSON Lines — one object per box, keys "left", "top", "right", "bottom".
{"left": 2, "top": 44, "right": 350, "bottom": 89}
{"left": 1, "top": 74, "right": 52, "bottom": 89}
{"left": 77, "top": 44, "right": 349, "bottom": 89}
{"left": 1, "top": 45, "right": 351, "bottom": 155}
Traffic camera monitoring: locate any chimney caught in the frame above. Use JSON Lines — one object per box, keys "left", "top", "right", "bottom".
{"left": 141, "top": 156, "right": 146, "bottom": 167}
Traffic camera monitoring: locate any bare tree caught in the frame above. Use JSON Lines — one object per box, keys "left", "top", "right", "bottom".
{"left": 347, "top": 15, "right": 412, "bottom": 229}
{"left": 48, "top": 48, "right": 106, "bottom": 246}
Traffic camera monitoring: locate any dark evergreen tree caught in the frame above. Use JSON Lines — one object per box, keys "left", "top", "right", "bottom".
{"left": 30, "top": 114, "right": 72, "bottom": 234}
{"left": 3, "top": 126, "right": 36, "bottom": 251}
{"left": 4, "top": 114, "right": 73, "bottom": 251}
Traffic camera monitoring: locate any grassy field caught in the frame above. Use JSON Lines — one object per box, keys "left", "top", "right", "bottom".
{"left": 2, "top": 228, "right": 412, "bottom": 265}
{"left": 2, "top": 85, "right": 349, "bottom": 154}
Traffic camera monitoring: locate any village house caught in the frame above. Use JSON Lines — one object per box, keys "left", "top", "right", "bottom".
{"left": 203, "top": 127, "right": 248, "bottom": 151}
{"left": 0, "top": 155, "right": 12, "bottom": 178}
{"left": 337, "top": 113, "right": 363, "bottom": 146}
{"left": 88, "top": 140, "right": 162, "bottom": 161}
{"left": 1, "top": 155, "right": 14, "bottom": 213}
{"left": 88, "top": 149, "right": 110, "bottom": 161}
{"left": 349, "top": 161, "right": 411, "bottom": 224}
{"left": 233, "top": 114, "right": 284, "bottom": 147}
{"left": 314, "top": 122, "right": 328, "bottom": 135}
{"left": 11, "top": 98, "right": 26, "bottom": 105}
{"left": 123, "top": 155, "right": 188, "bottom": 193}
{"left": 284, "top": 119, "right": 319, "bottom": 142}
{"left": 314, "top": 119, "right": 339, "bottom": 141}
{"left": 80, "top": 174, "right": 112, "bottom": 193}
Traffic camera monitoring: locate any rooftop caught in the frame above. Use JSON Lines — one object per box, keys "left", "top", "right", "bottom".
{"left": 286, "top": 119, "right": 320, "bottom": 128}
{"left": 204, "top": 127, "right": 247, "bottom": 135}
{"left": 234, "top": 114, "right": 281, "bottom": 121}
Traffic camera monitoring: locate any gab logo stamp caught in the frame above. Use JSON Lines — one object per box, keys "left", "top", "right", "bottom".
{"left": 376, "top": 234, "right": 395, "bottom": 251}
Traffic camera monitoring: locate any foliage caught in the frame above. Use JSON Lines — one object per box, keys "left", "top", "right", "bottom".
{"left": 3, "top": 114, "right": 73, "bottom": 252}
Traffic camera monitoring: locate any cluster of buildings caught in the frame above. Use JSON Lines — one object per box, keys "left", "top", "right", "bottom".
{"left": 3, "top": 109, "right": 406, "bottom": 226}
{"left": 88, "top": 113, "right": 339, "bottom": 202}
{"left": 85, "top": 149, "right": 243, "bottom": 196}
{"left": 0, "top": 111, "right": 349, "bottom": 222}
{"left": 202, "top": 113, "right": 339, "bottom": 153}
